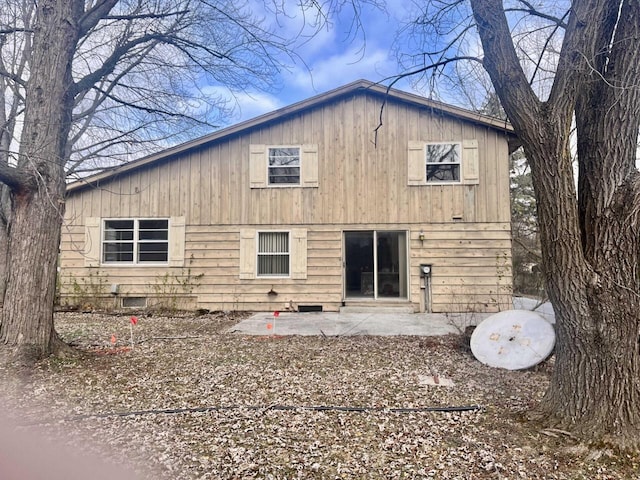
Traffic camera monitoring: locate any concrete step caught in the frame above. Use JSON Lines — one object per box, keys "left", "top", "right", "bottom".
{"left": 340, "top": 304, "right": 416, "bottom": 314}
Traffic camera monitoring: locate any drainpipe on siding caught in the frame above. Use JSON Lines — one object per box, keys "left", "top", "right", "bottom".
{"left": 424, "top": 276, "right": 432, "bottom": 314}
{"left": 419, "top": 265, "right": 432, "bottom": 313}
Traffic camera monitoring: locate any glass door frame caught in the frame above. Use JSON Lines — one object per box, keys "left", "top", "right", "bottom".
{"left": 342, "top": 230, "right": 409, "bottom": 301}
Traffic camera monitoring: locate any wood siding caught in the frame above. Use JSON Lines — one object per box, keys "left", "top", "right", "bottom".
{"left": 60, "top": 91, "right": 512, "bottom": 312}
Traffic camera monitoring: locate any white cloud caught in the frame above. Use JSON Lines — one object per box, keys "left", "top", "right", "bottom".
{"left": 282, "top": 45, "right": 398, "bottom": 96}
{"left": 247, "top": 0, "right": 340, "bottom": 59}
{"left": 201, "top": 85, "right": 284, "bottom": 123}
{"left": 201, "top": 3, "right": 423, "bottom": 122}
{"left": 232, "top": 90, "right": 284, "bottom": 121}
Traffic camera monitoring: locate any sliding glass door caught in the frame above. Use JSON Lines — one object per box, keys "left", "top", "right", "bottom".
{"left": 344, "top": 231, "right": 408, "bottom": 300}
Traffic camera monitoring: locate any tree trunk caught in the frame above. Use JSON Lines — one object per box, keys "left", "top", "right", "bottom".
{"left": 0, "top": 186, "right": 66, "bottom": 362}
{"left": 0, "top": 0, "right": 80, "bottom": 363}
{"left": 530, "top": 128, "right": 640, "bottom": 449}
{"left": 0, "top": 188, "right": 9, "bottom": 306}
{"left": 470, "top": 0, "right": 640, "bottom": 449}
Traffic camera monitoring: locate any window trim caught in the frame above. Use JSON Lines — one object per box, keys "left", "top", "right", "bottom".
{"left": 256, "top": 230, "right": 291, "bottom": 278}
{"left": 425, "top": 141, "right": 462, "bottom": 184}
{"left": 101, "top": 218, "right": 170, "bottom": 266}
{"left": 266, "top": 145, "right": 301, "bottom": 187}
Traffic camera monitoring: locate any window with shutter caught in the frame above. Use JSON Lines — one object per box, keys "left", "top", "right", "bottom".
{"left": 408, "top": 140, "right": 479, "bottom": 185}
{"left": 425, "top": 142, "right": 461, "bottom": 183}
{"left": 257, "top": 232, "right": 290, "bottom": 276}
{"left": 250, "top": 144, "right": 318, "bottom": 188}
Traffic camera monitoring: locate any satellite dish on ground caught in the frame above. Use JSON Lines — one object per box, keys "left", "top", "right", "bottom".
{"left": 470, "top": 310, "right": 555, "bottom": 370}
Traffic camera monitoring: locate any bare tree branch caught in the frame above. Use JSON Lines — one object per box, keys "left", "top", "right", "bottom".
{"left": 371, "top": 56, "right": 484, "bottom": 145}
{"left": 77, "top": 0, "right": 119, "bottom": 37}
{"left": 0, "top": 162, "right": 29, "bottom": 191}
{"left": 469, "top": 0, "right": 542, "bottom": 134}
{"left": 506, "top": 1, "right": 568, "bottom": 28}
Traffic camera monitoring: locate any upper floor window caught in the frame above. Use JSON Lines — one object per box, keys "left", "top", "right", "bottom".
{"left": 103, "top": 219, "right": 169, "bottom": 264}
{"left": 268, "top": 147, "right": 300, "bottom": 185}
{"left": 426, "top": 142, "right": 461, "bottom": 182}
{"left": 250, "top": 144, "right": 318, "bottom": 188}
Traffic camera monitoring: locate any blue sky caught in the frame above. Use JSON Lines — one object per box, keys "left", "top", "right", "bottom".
{"left": 203, "top": 1, "right": 567, "bottom": 126}
{"left": 212, "top": 1, "right": 416, "bottom": 123}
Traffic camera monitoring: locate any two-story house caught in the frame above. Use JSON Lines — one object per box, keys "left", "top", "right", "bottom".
{"left": 59, "top": 80, "right": 516, "bottom": 313}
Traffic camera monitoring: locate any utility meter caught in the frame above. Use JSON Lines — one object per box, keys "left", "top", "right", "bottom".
{"left": 420, "top": 264, "right": 432, "bottom": 277}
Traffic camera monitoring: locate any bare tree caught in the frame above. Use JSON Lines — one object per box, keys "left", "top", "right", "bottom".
{"left": 396, "top": 0, "right": 640, "bottom": 449}
{"left": 0, "top": 0, "right": 378, "bottom": 363}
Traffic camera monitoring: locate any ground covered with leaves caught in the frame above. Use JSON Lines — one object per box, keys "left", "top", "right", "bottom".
{"left": 1, "top": 312, "right": 638, "bottom": 479}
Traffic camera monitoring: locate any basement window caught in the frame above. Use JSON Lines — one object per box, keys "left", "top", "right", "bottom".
{"left": 103, "top": 219, "right": 169, "bottom": 264}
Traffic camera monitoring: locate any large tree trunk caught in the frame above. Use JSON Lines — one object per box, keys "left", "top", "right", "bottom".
{"left": 0, "top": 0, "right": 80, "bottom": 363}
{"left": 470, "top": 0, "right": 640, "bottom": 449}
{"left": 530, "top": 124, "right": 640, "bottom": 449}
{"left": 0, "top": 180, "right": 11, "bottom": 307}
{"left": 0, "top": 77, "right": 16, "bottom": 306}
{"left": 0, "top": 186, "right": 66, "bottom": 362}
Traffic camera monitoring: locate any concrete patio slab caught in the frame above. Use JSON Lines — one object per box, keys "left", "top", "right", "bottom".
{"left": 230, "top": 298, "right": 556, "bottom": 337}
{"left": 512, "top": 296, "right": 555, "bottom": 323}
{"left": 230, "top": 311, "right": 491, "bottom": 337}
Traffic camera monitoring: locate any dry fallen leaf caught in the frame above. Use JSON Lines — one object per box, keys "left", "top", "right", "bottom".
{"left": 0, "top": 311, "right": 635, "bottom": 479}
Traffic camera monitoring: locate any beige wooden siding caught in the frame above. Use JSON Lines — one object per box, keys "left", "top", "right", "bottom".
{"left": 60, "top": 90, "right": 512, "bottom": 312}
{"left": 59, "top": 222, "right": 510, "bottom": 313}
{"left": 409, "top": 224, "right": 512, "bottom": 312}
{"left": 64, "top": 92, "right": 510, "bottom": 227}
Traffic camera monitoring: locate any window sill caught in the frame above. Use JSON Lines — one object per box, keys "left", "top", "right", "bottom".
{"left": 100, "top": 263, "right": 170, "bottom": 267}
{"left": 251, "top": 184, "right": 318, "bottom": 189}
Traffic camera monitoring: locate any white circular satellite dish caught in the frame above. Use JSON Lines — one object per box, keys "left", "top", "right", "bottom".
{"left": 470, "top": 310, "right": 555, "bottom": 370}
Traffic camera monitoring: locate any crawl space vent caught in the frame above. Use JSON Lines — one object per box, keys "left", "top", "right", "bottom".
{"left": 122, "top": 297, "right": 147, "bottom": 308}
{"left": 298, "top": 305, "right": 323, "bottom": 312}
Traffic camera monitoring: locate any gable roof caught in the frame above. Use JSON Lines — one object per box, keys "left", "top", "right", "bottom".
{"left": 67, "top": 79, "right": 515, "bottom": 193}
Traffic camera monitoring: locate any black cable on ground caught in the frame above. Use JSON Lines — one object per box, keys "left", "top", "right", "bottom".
{"left": 61, "top": 403, "right": 484, "bottom": 422}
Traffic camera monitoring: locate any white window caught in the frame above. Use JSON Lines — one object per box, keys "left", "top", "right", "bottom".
{"left": 268, "top": 147, "right": 300, "bottom": 185}
{"left": 426, "top": 142, "right": 461, "bottom": 182}
{"left": 257, "top": 231, "right": 290, "bottom": 276}
{"left": 250, "top": 144, "right": 318, "bottom": 188}
{"left": 407, "top": 140, "right": 479, "bottom": 186}
{"left": 102, "top": 219, "right": 169, "bottom": 264}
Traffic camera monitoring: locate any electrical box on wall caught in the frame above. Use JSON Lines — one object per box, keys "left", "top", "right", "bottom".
{"left": 420, "top": 264, "right": 432, "bottom": 277}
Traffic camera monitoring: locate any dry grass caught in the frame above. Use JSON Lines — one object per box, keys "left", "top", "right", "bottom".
{"left": 1, "top": 311, "right": 638, "bottom": 479}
